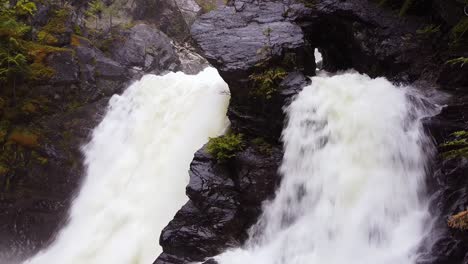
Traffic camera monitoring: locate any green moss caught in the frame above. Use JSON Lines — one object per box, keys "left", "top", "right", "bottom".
{"left": 446, "top": 57, "right": 468, "bottom": 67}
{"left": 195, "top": 0, "right": 220, "bottom": 13}
{"left": 249, "top": 68, "right": 288, "bottom": 99}
{"left": 24, "top": 42, "right": 73, "bottom": 81}
{"left": 0, "top": 163, "right": 8, "bottom": 176}
{"left": 399, "top": 0, "right": 414, "bottom": 16}
{"left": 32, "top": 151, "right": 48, "bottom": 165}
{"left": 8, "top": 128, "right": 39, "bottom": 148}
{"left": 452, "top": 131, "right": 468, "bottom": 137}
{"left": 252, "top": 137, "right": 273, "bottom": 155}
{"left": 451, "top": 17, "right": 468, "bottom": 46}
{"left": 440, "top": 130, "right": 468, "bottom": 159}
{"left": 416, "top": 24, "right": 440, "bottom": 36}
{"left": 207, "top": 133, "right": 244, "bottom": 162}
{"left": 42, "top": 9, "right": 70, "bottom": 35}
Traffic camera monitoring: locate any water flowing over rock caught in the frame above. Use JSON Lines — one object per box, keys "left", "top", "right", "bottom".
{"left": 157, "top": 0, "right": 468, "bottom": 263}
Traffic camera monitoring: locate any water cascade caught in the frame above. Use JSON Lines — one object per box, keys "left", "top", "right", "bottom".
{"left": 217, "top": 71, "right": 438, "bottom": 264}
{"left": 25, "top": 68, "right": 230, "bottom": 264}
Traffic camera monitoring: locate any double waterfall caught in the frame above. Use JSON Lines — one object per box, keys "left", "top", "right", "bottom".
{"left": 25, "top": 65, "right": 438, "bottom": 264}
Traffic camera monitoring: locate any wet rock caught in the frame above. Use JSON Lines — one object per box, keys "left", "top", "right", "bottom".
{"left": 108, "top": 24, "right": 181, "bottom": 74}
{"left": 131, "top": 0, "right": 194, "bottom": 40}
{"left": 46, "top": 50, "right": 80, "bottom": 85}
{"left": 156, "top": 143, "right": 282, "bottom": 263}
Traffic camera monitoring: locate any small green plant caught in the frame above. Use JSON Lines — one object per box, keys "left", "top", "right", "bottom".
{"left": 450, "top": 17, "right": 468, "bottom": 46}
{"left": 416, "top": 24, "right": 440, "bottom": 36}
{"left": 207, "top": 133, "right": 244, "bottom": 162}
{"left": 446, "top": 57, "right": 468, "bottom": 67}
{"left": 441, "top": 130, "right": 468, "bottom": 159}
{"left": 249, "top": 68, "right": 287, "bottom": 99}
{"left": 252, "top": 137, "right": 273, "bottom": 155}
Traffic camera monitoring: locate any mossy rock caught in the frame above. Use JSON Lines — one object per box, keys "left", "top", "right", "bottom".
{"left": 441, "top": 130, "right": 468, "bottom": 159}
{"left": 207, "top": 133, "right": 244, "bottom": 162}
{"left": 448, "top": 210, "right": 468, "bottom": 230}
{"left": 8, "top": 128, "right": 40, "bottom": 148}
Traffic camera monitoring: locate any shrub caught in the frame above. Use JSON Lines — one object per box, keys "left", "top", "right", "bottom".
{"left": 207, "top": 133, "right": 244, "bottom": 162}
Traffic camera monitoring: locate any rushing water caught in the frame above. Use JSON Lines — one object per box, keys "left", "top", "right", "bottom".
{"left": 217, "top": 71, "right": 438, "bottom": 264}
{"left": 24, "top": 68, "right": 230, "bottom": 264}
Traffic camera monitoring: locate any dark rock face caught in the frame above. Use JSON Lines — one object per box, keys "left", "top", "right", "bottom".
{"left": 132, "top": 0, "right": 200, "bottom": 40}
{"left": 155, "top": 143, "right": 282, "bottom": 263}
{"left": 108, "top": 24, "right": 181, "bottom": 74}
{"left": 159, "top": 0, "right": 468, "bottom": 263}
{"left": 0, "top": 20, "right": 184, "bottom": 262}
{"left": 423, "top": 95, "right": 468, "bottom": 264}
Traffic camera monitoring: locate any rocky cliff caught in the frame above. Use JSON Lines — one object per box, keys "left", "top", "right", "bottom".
{"left": 156, "top": 0, "right": 468, "bottom": 263}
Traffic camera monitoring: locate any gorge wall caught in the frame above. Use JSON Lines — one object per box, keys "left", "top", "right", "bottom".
{"left": 0, "top": 0, "right": 467, "bottom": 263}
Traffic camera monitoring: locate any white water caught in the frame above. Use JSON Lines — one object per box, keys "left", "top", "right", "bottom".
{"left": 25, "top": 68, "right": 230, "bottom": 264}
{"left": 217, "top": 71, "right": 437, "bottom": 264}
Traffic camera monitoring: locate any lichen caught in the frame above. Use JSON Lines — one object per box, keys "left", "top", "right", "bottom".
{"left": 448, "top": 210, "right": 468, "bottom": 230}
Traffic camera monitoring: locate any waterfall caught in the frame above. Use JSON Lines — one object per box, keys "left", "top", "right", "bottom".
{"left": 24, "top": 68, "right": 230, "bottom": 264}
{"left": 217, "top": 71, "right": 438, "bottom": 264}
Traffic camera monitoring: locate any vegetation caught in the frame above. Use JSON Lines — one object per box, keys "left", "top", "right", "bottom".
{"left": 451, "top": 18, "right": 468, "bottom": 46}
{"left": 249, "top": 68, "right": 287, "bottom": 99}
{"left": 446, "top": 57, "right": 468, "bottom": 67}
{"left": 37, "top": 8, "right": 70, "bottom": 45}
{"left": 416, "top": 24, "right": 440, "bottom": 36}
{"left": 448, "top": 210, "right": 468, "bottom": 230}
{"left": 440, "top": 130, "right": 468, "bottom": 159}
{"left": 252, "top": 137, "right": 273, "bottom": 155}
{"left": 207, "top": 133, "right": 244, "bottom": 162}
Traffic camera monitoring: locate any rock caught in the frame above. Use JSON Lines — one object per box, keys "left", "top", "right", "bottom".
{"left": 46, "top": 50, "right": 80, "bottom": 85}
{"left": 175, "top": 0, "right": 202, "bottom": 26}
{"left": 131, "top": 0, "right": 193, "bottom": 40}
{"left": 191, "top": 0, "right": 313, "bottom": 75}
{"left": 155, "top": 143, "right": 282, "bottom": 263}
{"left": 108, "top": 24, "right": 181, "bottom": 74}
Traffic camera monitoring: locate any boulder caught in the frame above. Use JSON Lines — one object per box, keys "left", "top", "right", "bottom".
{"left": 108, "top": 24, "right": 181, "bottom": 74}
{"left": 155, "top": 142, "right": 282, "bottom": 263}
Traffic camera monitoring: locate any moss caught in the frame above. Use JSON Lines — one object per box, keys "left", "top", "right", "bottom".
{"left": 21, "top": 101, "right": 37, "bottom": 114}
{"left": 195, "top": 0, "right": 220, "bottom": 13}
{"left": 451, "top": 17, "right": 468, "bottom": 46}
{"left": 0, "top": 163, "right": 8, "bottom": 176}
{"left": 440, "top": 130, "right": 468, "bottom": 159}
{"left": 71, "top": 34, "right": 91, "bottom": 47}
{"left": 0, "top": 97, "right": 5, "bottom": 111}
{"left": 41, "top": 9, "right": 70, "bottom": 35}
{"left": 446, "top": 57, "right": 468, "bottom": 67}
{"left": 0, "top": 121, "right": 9, "bottom": 142}
{"left": 24, "top": 42, "right": 72, "bottom": 81}
{"left": 32, "top": 151, "right": 48, "bottom": 165}
{"left": 249, "top": 68, "right": 287, "bottom": 99}
{"left": 207, "top": 133, "right": 244, "bottom": 162}
{"left": 416, "top": 24, "right": 440, "bottom": 36}
{"left": 37, "top": 30, "right": 58, "bottom": 45}
{"left": 30, "top": 62, "right": 55, "bottom": 81}
{"left": 448, "top": 210, "right": 468, "bottom": 230}
{"left": 8, "top": 128, "right": 39, "bottom": 148}
{"left": 73, "top": 25, "right": 82, "bottom": 35}
{"left": 399, "top": 0, "right": 414, "bottom": 16}
{"left": 252, "top": 137, "right": 273, "bottom": 155}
